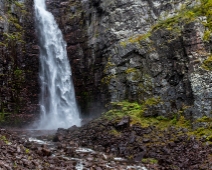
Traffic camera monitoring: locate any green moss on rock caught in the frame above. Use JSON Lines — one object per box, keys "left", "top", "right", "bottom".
{"left": 203, "top": 30, "right": 211, "bottom": 41}
{"left": 206, "top": 135, "right": 212, "bottom": 141}
{"left": 101, "top": 75, "right": 116, "bottom": 84}
{"left": 120, "top": 0, "right": 212, "bottom": 49}
{"left": 109, "top": 129, "right": 121, "bottom": 137}
{"left": 0, "top": 135, "right": 9, "bottom": 144}
{"left": 120, "top": 32, "right": 151, "bottom": 47}
{"left": 197, "top": 115, "right": 212, "bottom": 122}
{"left": 125, "top": 68, "right": 137, "bottom": 74}
{"left": 103, "top": 98, "right": 162, "bottom": 127}
{"left": 202, "top": 55, "right": 212, "bottom": 70}
{"left": 103, "top": 99, "right": 212, "bottom": 144}
{"left": 142, "top": 158, "right": 158, "bottom": 164}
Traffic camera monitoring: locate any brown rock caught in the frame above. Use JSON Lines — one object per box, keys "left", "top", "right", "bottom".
{"left": 41, "top": 148, "right": 52, "bottom": 156}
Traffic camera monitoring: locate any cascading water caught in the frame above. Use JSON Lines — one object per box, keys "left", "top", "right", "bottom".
{"left": 34, "top": 0, "right": 81, "bottom": 129}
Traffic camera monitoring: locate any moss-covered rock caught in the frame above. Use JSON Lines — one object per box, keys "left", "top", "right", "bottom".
{"left": 202, "top": 55, "right": 212, "bottom": 70}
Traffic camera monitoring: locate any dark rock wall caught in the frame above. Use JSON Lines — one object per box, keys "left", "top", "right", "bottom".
{"left": 1, "top": 0, "right": 211, "bottom": 120}
{"left": 46, "top": 0, "right": 212, "bottom": 119}
{"left": 88, "top": 0, "right": 212, "bottom": 119}
{"left": 0, "top": 0, "right": 39, "bottom": 115}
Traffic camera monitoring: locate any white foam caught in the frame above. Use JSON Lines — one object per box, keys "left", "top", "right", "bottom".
{"left": 34, "top": 0, "right": 81, "bottom": 130}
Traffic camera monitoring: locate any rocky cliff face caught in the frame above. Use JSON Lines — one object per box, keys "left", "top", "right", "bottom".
{"left": 46, "top": 0, "right": 212, "bottom": 120}
{"left": 1, "top": 0, "right": 212, "bottom": 121}
{"left": 0, "top": 0, "right": 39, "bottom": 116}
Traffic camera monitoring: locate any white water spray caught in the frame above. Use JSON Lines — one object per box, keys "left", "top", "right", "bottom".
{"left": 34, "top": 0, "right": 81, "bottom": 129}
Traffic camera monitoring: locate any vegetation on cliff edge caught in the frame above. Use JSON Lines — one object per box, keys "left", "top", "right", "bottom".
{"left": 103, "top": 100, "right": 212, "bottom": 144}
{"left": 120, "top": 0, "right": 212, "bottom": 45}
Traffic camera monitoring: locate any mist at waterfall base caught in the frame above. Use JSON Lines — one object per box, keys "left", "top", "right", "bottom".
{"left": 33, "top": 0, "right": 81, "bottom": 130}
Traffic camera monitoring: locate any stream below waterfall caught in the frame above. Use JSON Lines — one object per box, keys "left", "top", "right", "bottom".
{"left": 13, "top": 129, "right": 148, "bottom": 170}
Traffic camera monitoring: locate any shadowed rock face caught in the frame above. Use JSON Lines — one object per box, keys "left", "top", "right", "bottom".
{"left": 0, "top": 0, "right": 211, "bottom": 120}
{"left": 0, "top": 0, "right": 39, "bottom": 116}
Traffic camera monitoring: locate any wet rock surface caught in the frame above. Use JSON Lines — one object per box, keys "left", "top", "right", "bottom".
{"left": 53, "top": 118, "right": 212, "bottom": 170}
{"left": 1, "top": 115, "right": 212, "bottom": 170}
{"left": 0, "top": 129, "right": 149, "bottom": 169}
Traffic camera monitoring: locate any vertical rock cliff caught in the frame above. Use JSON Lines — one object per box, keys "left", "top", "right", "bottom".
{"left": 0, "top": 0, "right": 39, "bottom": 116}
{"left": 1, "top": 0, "right": 212, "bottom": 121}
{"left": 47, "top": 0, "right": 212, "bottom": 120}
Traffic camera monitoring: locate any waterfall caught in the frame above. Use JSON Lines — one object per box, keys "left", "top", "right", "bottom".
{"left": 34, "top": 0, "right": 81, "bottom": 129}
